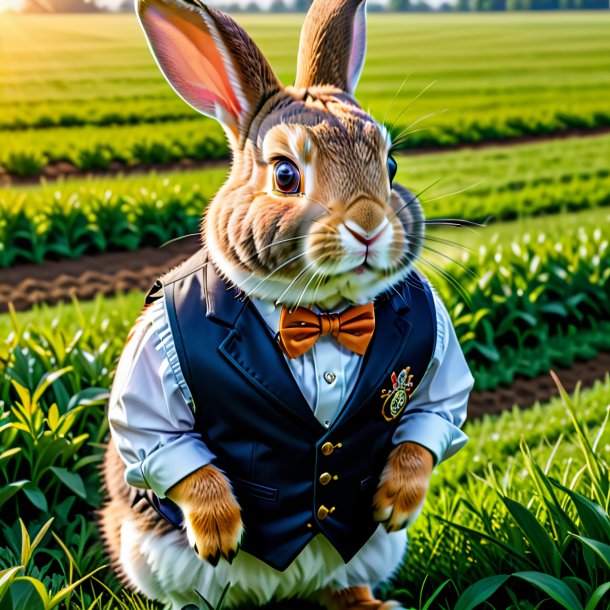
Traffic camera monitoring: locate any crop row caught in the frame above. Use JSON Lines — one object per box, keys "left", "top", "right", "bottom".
{"left": 0, "top": 178, "right": 221, "bottom": 266}
{"left": 435, "top": 225, "right": 610, "bottom": 382}
{"left": 3, "top": 132, "right": 610, "bottom": 266}
{"left": 3, "top": 105, "right": 610, "bottom": 177}
{"left": 0, "top": 95, "right": 199, "bottom": 131}
{"left": 0, "top": 120, "right": 228, "bottom": 177}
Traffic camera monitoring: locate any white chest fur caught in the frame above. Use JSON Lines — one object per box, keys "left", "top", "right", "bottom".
{"left": 120, "top": 518, "right": 408, "bottom": 610}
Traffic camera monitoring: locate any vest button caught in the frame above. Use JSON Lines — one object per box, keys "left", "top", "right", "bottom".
{"left": 321, "top": 442, "right": 334, "bottom": 456}
{"left": 321, "top": 441, "right": 342, "bottom": 456}
{"left": 319, "top": 472, "right": 332, "bottom": 485}
{"left": 317, "top": 505, "right": 335, "bottom": 520}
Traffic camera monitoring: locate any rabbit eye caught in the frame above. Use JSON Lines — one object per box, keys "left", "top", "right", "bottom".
{"left": 387, "top": 155, "right": 398, "bottom": 187}
{"left": 274, "top": 159, "right": 301, "bottom": 194}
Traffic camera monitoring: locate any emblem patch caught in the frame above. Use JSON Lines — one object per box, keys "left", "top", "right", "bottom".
{"left": 381, "top": 367, "right": 414, "bottom": 421}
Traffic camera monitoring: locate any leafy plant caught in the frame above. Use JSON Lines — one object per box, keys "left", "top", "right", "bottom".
{"left": 400, "top": 374, "right": 610, "bottom": 608}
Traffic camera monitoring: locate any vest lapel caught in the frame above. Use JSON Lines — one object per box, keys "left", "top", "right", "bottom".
{"left": 206, "top": 262, "right": 321, "bottom": 432}
{"left": 332, "top": 283, "right": 413, "bottom": 429}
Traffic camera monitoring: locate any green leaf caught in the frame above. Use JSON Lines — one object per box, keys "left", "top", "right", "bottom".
{"left": 513, "top": 572, "right": 584, "bottom": 610}
{"left": 31, "top": 367, "right": 73, "bottom": 408}
{"left": 48, "top": 565, "right": 106, "bottom": 608}
{"left": 49, "top": 467, "right": 87, "bottom": 499}
{"left": 30, "top": 519, "right": 54, "bottom": 555}
{"left": 0, "top": 567, "right": 23, "bottom": 604}
{"left": 454, "top": 574, "right": 511, "bottom": 610}
{"left": 552, "top": 479, "right": 610, "bottom": 544}
{"left": 22, "top": 484, "right": 49, "bottom": 513}
{"left": 13, "top": 577, "right": 49, "bottom": 608}
{"left": 0, "top": 481, "right": 28, "bottom": 508}
{"left": 571, "top": 535, "right": 610, "bottom": 570}
{"left": 585, "top": 582, "right": 610, "bottom": 610}
{"left": 421, "top": 579, "right": 452, "bottom": 610}
{"left": 501, "top": 495, "right": 562, "bottom": 576}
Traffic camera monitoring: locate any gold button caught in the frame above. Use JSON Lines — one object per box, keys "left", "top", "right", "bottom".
{"left": 307, "top": 522, "right": 312, "bottom": 528}
{"left": 317, "top": 505, "right": 329, "bottom": 520}
{"left": 321, "top": 442, "right": 334, "bottom": 456}
{"left": 319, "top": 472, "right": 332, "bottom": 485}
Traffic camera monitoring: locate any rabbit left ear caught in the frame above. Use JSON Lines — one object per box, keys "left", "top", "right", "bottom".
{"left": 137, "top": 0, "right": 282, "bottom": 139}
{"left": 295, "top": 0, "right": 367, "bottom": 95}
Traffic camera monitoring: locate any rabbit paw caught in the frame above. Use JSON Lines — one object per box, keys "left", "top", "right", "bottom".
{"left": 166, "top": 465, "right": 243, "bottom": 565}
{"left": 373, "top": 442, "right": 434, "bottom": 532}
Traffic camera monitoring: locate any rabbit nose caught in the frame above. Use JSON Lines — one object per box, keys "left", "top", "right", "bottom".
{"left": 344, "top": 218, "right": 389, "bottom": 246}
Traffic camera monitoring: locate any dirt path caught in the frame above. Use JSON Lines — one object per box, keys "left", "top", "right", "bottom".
{"left": 0, "top": 237, "right": 199, "bottom": 312}
{"left": 2, "top": 127, "right": 609, "bottom": 187}
{"left": 1, "top": 240, "right": 608, "bottom": 417}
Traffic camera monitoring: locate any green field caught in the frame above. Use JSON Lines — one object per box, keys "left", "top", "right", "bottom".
{"left": 1, "top": 9, "right": 610, "bottom": 610}
{"left": 1, "top": 291, "right": 608, "bottom": 608}
{"left": 1, "top": 12, "right": 610, "bottom": 175}
{"left": 3, "top": 133, "right": 610, "bottom": 266}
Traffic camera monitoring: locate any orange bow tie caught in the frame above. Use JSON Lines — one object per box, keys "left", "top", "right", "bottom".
{"left": 277, "top": 303, "right": 375, "bottom": 359}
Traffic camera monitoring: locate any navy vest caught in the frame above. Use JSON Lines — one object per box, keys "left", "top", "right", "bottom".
{"left": 145, "top": 249, "right": 437, "bottom": 571}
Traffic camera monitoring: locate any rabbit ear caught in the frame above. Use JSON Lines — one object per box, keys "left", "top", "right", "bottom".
{"left": 294, "top": 0, "right": 367, "bottom": 95}
{"left": 137, "top": 0, "right": 282, "bottom": 138}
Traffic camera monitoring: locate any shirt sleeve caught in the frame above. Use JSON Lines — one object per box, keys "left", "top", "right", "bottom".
{"left": 392, "top": 289, "right": 473, "bottom": 464}
{"left": 108, "top": 297, "right": 216, "bottom": 498}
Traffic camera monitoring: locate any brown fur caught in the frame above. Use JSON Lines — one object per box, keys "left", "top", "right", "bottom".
{"left": 166, "top": 465, "right": 243, "bottom": 563}
{"left": 320, "top": 586, "right": 402, "bottom": 610}
{"left": 373, "top": 442, "right": 434, "bottom": 532}
{"left": 105, "top": 0, "right": 435, "bottom": 604}
{"left": 295, "top": 0, "right": 365, "bottom": 92}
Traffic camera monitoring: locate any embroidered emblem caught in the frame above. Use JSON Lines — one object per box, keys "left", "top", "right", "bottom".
{"left": 380, "top": 367, "right": 414, "bottom": 421}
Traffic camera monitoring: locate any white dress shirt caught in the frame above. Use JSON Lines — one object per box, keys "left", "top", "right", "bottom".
{"left": 108, "top": 290, "right": 474, "bottom": 499}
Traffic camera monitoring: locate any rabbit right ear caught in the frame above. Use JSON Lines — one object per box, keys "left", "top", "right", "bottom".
{"left": 137, "top": 0, "right": 282, "bottom": 139}
{"left": 295, "top": 0, "right": 367, "bottom": 95}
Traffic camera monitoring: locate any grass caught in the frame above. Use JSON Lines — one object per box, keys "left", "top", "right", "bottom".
{"left": 2, "top": 13, "right": 610, "bottom": 170}
{"left": 395, "top": 374, "right": 610, "bottom": 608}
{"left": 0, "top": 292, "right": 608, "bottom": 608}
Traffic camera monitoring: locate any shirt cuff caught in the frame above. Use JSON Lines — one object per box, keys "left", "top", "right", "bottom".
{"left": 392, "top": 412, "right": 469, "bottom": 465}
{"left": 138, "top": 436, "right": 216, "bottom": 498}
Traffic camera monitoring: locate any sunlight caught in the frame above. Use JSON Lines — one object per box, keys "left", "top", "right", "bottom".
{"left": 0, "top": 0, "right": 25, "bottom": 11}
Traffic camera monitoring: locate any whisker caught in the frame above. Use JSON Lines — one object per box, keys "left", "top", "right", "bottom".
{"left": 389, "top": 127, "right": 432, "bottom": 152}
{"left": 275, "top": 254, "right": 325, "bottom": 308}
{"left": 304, "top": 194, "right": 333, "bottom": 216}
{"left": 300, "top": 219, "right": 340, "bottom": 234}
{"left": 421, "top": 244, "right": 477, "bottom": 278}
{"left": 389, "top": 178, "right": 443, "bottom": 222}
{"left": 382, "top": 74, "right": 412, "bottom": 146}
{"left": 293, "top": 267, "right": 323, "bottom": 311}
{"left": 242, "top": 249, "right": 312, "bottom": 301}
{"left": 420, "top": 182, "right": 481, "bottom": 204}
{"left": 419, "top": 233, "right": 474, "bottom": 253}
{"left": 160, "top": 232, "right": 200, "bottom": 248}
{"left": 416, "top": 257, "right": 472, "bottom": 307}
{"left": 390, "top": 111, "right": 449, "bottom": 153}
{"left": 388, "top": 79, "right": 438, "bottom": 138}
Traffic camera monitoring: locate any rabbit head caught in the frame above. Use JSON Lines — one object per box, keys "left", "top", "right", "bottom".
{"left": 137, "top": 0, "right": 424, "bottom": 309}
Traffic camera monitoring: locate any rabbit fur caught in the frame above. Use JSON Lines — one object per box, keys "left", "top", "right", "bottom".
{"left": 99, "top": 0, "right": 441, "bottom": 608}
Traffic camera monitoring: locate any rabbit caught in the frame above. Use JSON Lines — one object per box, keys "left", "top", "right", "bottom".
{"left": 98, "top": 1, "right": 473, "bottom": 609}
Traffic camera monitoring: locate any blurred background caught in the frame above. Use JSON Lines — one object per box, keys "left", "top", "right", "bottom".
{"left": 0, "top": 3, "right": 609, "bottom": 610}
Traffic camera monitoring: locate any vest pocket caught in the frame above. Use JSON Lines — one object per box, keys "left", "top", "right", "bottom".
{"left": 232, "top": 477, "right": 279, "bottom": 502}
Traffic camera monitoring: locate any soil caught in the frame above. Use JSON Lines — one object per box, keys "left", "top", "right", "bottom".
{"left": 467, "top": 353, "right": 610, "bottom": 418}
{"left": 1, "top": 240, "right": 608, "bottom": 417}
{"left": 2, "top": 126, "right": 609, "bottom": 187}
{"left": 0, "top": 236, "right": 200, "bottom": 312}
